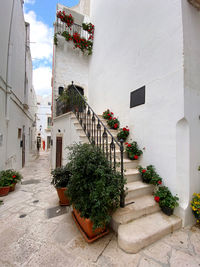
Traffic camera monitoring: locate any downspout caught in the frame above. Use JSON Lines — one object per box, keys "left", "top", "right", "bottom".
{"left": 5, "top": 0, "right": 15, "bottom": 167}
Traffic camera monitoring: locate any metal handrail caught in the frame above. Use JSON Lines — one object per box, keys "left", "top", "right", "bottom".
{"left": 70, "top": 81, "right": 125, "bottom": 207}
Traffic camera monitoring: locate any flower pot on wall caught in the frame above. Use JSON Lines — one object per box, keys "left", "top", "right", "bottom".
{"left": 161, "top": 206, "right": 174, "bottom": 216}
{"left": 0, "top": 186, "right": 10, "bottom": 197}
{"left": 9, "top": 183, "right": 17, "bottom": 192}
{"left": 56, "top": 187, "right": 70, "bottom": 206}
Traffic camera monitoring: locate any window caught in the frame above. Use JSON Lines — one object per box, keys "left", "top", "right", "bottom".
{"left": 18, "top": 128, "right": 22, "bottom": 139}
{"left": 47, "top": 117, "right": 52, "bottom": 127}
{"left": 48, "top": 102, "right": 51, "bottom": 106}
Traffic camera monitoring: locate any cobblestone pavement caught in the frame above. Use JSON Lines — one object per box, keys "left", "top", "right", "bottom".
{"left": 1, "top": 152, "right": 200, "bottom": 267}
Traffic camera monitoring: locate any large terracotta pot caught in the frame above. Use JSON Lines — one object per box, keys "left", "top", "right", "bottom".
{"left": 0, "top": 186, "right": 10, "bottom": 197}
{"left": 56, "top": 187, "right": 70, "bottom": 206}
{"left": 73, "top": 208, "right": 105, "bottom": 239}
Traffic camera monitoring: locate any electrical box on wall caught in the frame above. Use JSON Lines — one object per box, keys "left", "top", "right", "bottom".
{"left": 130, "top": 86, "right": 145, "bottom": 108}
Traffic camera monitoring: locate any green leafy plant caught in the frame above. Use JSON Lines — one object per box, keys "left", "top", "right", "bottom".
{"left": 117, "top": 127, "right": 129, "bottom": 142}
{"left": 51, "top": 166, "right": 71, "bottom": 188}
{"left": 190, "top": 193, "right": 200, "bottom": 222}
{"left": 154, "top": 186, "right": 179, "bottom": 210}
{"left": 102, "top": 109, "right": 113, "bottom": 120}
{"left": 54, "top": 33, "right": 58, "bottom": 45}
{"left": 0, "top": 169, "right": 22, "bottom": 186}
{"left": 125, "top": 141, "right": 143, "bottom": 160}
{"left": 66, "top": 143, "right": 126, "bottom": 230}
{"left": 107, "top": 117, "right": 120, "bottom": 130}
{"left": 138, "top": 165, "right": 162, "bottom": 185}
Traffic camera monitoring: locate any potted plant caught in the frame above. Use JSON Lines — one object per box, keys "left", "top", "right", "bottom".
{"left": 0, "top": 169, "right": 22, "bottom": 193}
{"left": 0, "top": 173, "right": 12, "bottom": 196}
{"left": 102, "top": 109, "right": 113, "bottom": 120}
{"left": 125, "top": 141, "right": 143, "bottom": 160}
{"left": 117, "top": 127, "right": 129, "bottom": 142}
{"left": 138, "top": 165, "right": 162, "bottom": 185}
{"left": 51, "top": 165, "right": 71, "bottom": 206}
{"left": 154, "top": 186, "right": 179, "bottom": 216}
{"left": 191, "top": 193, "right": 200, "bottom": 222}
{"left": 67, "top": 143, "right": 126, "bottom": 242}
{"left": 107, "top": 117, "right": 120, "bottom": 130}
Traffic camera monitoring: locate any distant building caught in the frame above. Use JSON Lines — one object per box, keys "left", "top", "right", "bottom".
{"left": 0, "top": 0, "right": 37, "bottom": 170}
{"left": 36, "top": 95, "right": 52, "bottom": 151}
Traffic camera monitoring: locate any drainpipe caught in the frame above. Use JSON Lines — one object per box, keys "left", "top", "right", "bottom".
{"left": 5, "top": 0, "right": 15, "bottom": 166}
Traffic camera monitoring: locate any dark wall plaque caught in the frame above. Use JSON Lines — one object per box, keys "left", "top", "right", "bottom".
{"left": 130, "top": 86, "right": 145, "bottom": 108}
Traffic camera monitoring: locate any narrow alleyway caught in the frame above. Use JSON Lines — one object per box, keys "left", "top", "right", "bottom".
{"left": 0, "top": 152, "right": 200, "bottom": 267}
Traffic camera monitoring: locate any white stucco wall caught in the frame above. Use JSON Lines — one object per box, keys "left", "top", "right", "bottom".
{"left": 51, "top": 112, "right": 80, "bottom": 169}
{"left": 0, "top": 0, "right": 37, "bottom": 171}
{"left": 89, "top": 0, "right": 188, "bottom": 220}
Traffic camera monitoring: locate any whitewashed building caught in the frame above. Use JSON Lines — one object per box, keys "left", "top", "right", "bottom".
{"left": 51, "top": 0, "right": 200, "bottom": 252}
{"left": 0, "top": 0, "right": 37, "bottom": 171}
{"left": 36, "top": 95, "right": 52, "bottom": 151}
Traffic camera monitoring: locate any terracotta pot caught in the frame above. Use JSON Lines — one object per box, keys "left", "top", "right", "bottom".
{"left": 73, "top": 208, "right": 105, "bottom": 238}
{"left": 0, "top": 186, "right": 10, "bottom": 197}
{"left": 161, "top": 206, "right": 174, "bottom": 216}
{"left": 9, "top": 183, "right": 17, "bottom": 192}
{"left": 56, "top": 187, "right": 70, "bottom": 206}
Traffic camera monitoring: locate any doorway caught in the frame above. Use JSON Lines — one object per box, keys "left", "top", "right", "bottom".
{"left": 56, "top": 136, "right": 62, "bottom": 168}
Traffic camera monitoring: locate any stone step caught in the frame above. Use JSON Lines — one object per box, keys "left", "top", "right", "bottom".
{"left": 125, "top": 181, "right": 154, "bottom": 201}
{"left": 117, "top": 159, "right": 139, "bottom": 170}
{"left": 118, "top": 211, "right": 182, "bottom": 253}
{"left": 124, "top": 169, "right": 141, "bottom": 183}
{"left": 111, "top": 195, "right": 160, "bottom": 232}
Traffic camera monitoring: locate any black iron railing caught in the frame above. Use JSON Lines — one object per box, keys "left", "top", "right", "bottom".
{"left": 56, "top": 98, "right": 70, "bottom": 117}
{"left": 55, "top": 18, "right": 90, "bottom": 40}
{"left": 68, "top": 82, "right": 125, "bottom": 207}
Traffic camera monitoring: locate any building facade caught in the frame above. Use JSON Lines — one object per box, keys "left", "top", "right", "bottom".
{"left": 51, "top": 0, "right": 200, "bottom": 230}
{"left": 0, "top": 0, "right": 37, "bottom": 171}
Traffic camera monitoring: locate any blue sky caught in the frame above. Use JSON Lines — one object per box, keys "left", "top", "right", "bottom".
{"left": 24, "top": 0, "right": 79, "bottom": 96}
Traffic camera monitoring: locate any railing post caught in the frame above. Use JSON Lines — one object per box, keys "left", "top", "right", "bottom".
{"left": 120, "top": 139, "right": 125, "bottom": 208}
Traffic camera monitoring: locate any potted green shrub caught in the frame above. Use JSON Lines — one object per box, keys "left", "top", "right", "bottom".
{"left": 67, "top": 143, "right": 126, "bottom": 241}
{"left": 125, "top": 141, "right": 143, "bottom": 160}
{"left": 138, "top": 165, "right": 162, "bottom": 185}
{"left": 154, "top": 186, "right": 179, "bottom": 216}
{"left": 51, "top": 166, "right": 71, "bottom": 206}
{"left": 0, "top": 174, "right": 12, "bottom": 196}
{"left": 117, "top": 127, "right": 129, "bottom": 142}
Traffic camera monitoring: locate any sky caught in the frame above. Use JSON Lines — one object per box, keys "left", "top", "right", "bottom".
{"left": 23, "top": 0, "right": 79, "bottom": 97}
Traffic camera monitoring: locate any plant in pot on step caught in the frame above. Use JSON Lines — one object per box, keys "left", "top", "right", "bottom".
{"left": 51, "top": 165, "right": 71, "bottom": 206}
{"left": 66, "top": 143, "right": 126, "bottom": 242}
{"left": 102, "top": 109, "right": 113, "bottom": 120}
{"left": 190, "top": 193, "right": 200, "bottom": 223}
{"left": 154, "top": 186, "right": 179, "bottom": 216}
{"left": 107, "top": 117, "right": 120, "bottom": 130}
{"left": 117, "top": 127, "right": 129, "bottom": 142}
{"left": 0, "top": 169, "right": 22, "bottom": 193}
{"left": 125, "top": 141, "right": 143, "bottom": 160}
{"left": 138, "top": 165, "right": 162, "bottom": 185}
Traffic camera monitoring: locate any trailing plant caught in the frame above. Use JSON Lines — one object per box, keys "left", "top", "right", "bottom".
{"left": 66, "top": 143, "right": 126, "bottom": 230}
{"left": 107, "top": 117, "right": 120, "bottom": 130}
{"left": 102, "top": 109, "right": 113, "bottom": 120}
{"left": 54, "top": 33, "right": 58, "bottom": 45}
{"left": 125, "top": 141, "right": 143, "bottom": 160}
{"left": 117, "top": 127, "right": 129, "bottom": 142}
{"left": 138, "top": 165, "right": 162, "bottom": 185}
{"left": 57, "top": 11, "right": 74, "bottom": 27}
{"left": 56, "top": 11, "right": 94, "bottom": 55}
{"left": 154, "top": 186, "right": 179, "bottom": 210}
{"left": 51, "top": 165, "right": 71, "bottom": 188}
{"left": 191, "top": 193, "right": 200, "bottom": 222}
{"left": 0, "top": 169, "right": 22, "bottom": 186}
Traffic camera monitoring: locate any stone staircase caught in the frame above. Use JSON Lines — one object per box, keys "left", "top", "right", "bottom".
{"left": 70, "top": 113, "right": 182, "bottom": 253}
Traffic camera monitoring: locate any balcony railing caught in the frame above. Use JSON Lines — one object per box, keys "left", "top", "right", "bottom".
{"left": 55, "top": 18, "right": 90, "bottom": 40}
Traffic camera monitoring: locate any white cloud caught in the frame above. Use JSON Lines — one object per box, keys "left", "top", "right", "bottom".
{"left": 33, "top": 66, "right": 52, "bottom": 96}
{"left": 24, "top": 11, "right": 53, "bottom": 63}
{"left": 24, "top": 0, "right": 35, "bottom": 4}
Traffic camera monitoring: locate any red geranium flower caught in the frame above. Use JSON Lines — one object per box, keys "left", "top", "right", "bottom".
{"left": 111, "top": 112, "right": 113, "bottom": 115}
{"left": 109, "top": 117, "right": 112, "bottom": 120}
{"left": 12, "top": 175, "right": 16, "bottom": 178}
{"left": 158, "top": 180, "right": 162, "bottom": 185}
{"left": 142, "top": 169, "right": 146, "bottom": 173}
{"left": 154, "top": 196, "right": 160, "bottom": 202}
{"left": 134, "top": 155, "right": 138, "bottom": 160}
{"left": 107, "top": 114, "right": 110, "bottom": 116}
{"left": 128, "top": 144, "right": 131, "bottom": 148}
{"left": 123, "top": 128, "right": 126, "bottom": 131}
{"left": 125, "top": 142, "right": 128, "bottom": 145}
{"left": 113, "top": 117, "right": 116, "bottom": 120}
{"left": 114, "top": 123, "right": 118, "bottom": 129}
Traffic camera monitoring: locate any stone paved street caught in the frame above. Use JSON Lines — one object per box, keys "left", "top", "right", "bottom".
{"left": 1, "top": 152, "right": 200, "bottom": 267}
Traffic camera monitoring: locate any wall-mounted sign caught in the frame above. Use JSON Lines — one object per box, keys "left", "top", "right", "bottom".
{"left": 130, "top": 86, "right": 145, "bottom": 108}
